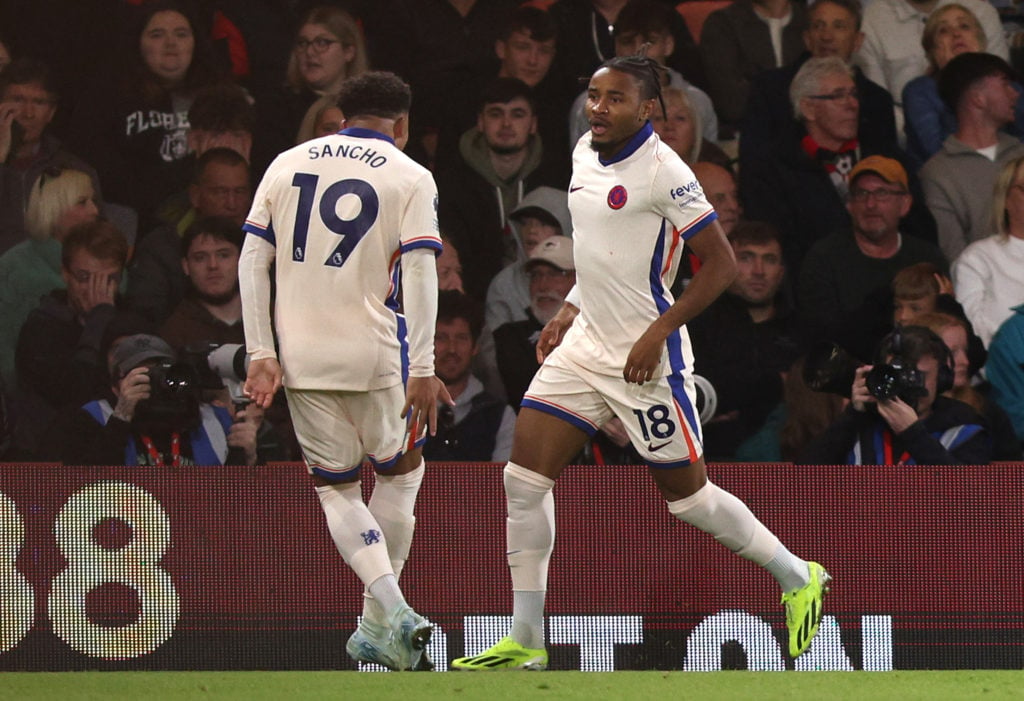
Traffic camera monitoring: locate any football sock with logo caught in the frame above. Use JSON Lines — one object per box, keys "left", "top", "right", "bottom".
{"left": 315, "top": 482, "right": 396, "bottom": 604}
{"left": 362, "top": 461, "right": 425, "bottom": 624}
{"left": 667, "top": 481, "right": 808, "bottom": 591}
{"left": 504, "top": 462, "right": 555, "bottom": 650}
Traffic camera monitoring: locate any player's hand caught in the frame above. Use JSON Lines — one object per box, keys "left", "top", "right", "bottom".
{"left": 536, "top": 303, "right": 579, "bottom": 363}
{"left": 79, "top": 271, "right": 118, "bottom": 315}
{"left": 623, "top": 325, "right": 667, "bottom": 385}
{"left": 227, "top": 406, "right": 261, "bottom": 466}
{"left": 244, "top": 358, "right": 283, "bottom": 409}
{"left": 112, "top": 366, "right": 152, "bottom": 422}
{"left": 850, "top": 365, "right": 875, "bottom": 413}
{"left": 402, "top": 375, "right": 454, "bottom": 437}
{"left": 876, "top": 396, "right": 920, "bottom": 434}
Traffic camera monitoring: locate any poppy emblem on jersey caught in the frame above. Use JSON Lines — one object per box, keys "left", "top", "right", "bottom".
{"left": 607, "top": 185, "right": 627, "bottom": 209}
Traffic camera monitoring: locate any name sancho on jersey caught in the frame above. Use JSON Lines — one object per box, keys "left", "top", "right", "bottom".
{"left": 307, "top": 142, "right": 389, "bottom": 168}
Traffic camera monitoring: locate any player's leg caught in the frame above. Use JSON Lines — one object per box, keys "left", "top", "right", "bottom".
{"left": 287, "top": 388, "right": 426, "bottom": 670}
{"left": 453, "top": 358, "right": 601, "bottom": 671}
{"left": 628, "top": 372, "right": 829, "bottom": 657}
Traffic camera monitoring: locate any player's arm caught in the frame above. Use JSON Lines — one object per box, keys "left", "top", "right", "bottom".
{"left": 401, "top": 247, "right": 453, "bottom": 436}
{"left": 536, "top": 285, "right": 580, "bottom": 362}
{"left": 239, "top": 233, "right": 282, "bottom": 408}
{"left": 624, "top": 219, "right": 736, "bottom": 384}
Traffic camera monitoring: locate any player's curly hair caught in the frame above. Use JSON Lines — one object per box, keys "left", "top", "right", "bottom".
{"left": 598, "top": 48, "right": 666, "bottom": 117}
{"left": 337, "top": 71, "right": 412, "bottom": 121}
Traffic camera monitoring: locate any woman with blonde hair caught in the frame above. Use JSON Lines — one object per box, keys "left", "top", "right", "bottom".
{"left": 649, "top": 86, "right": 732, "bottom": 170}
{"left": 902, "top": 4, "right": 1024, "bottom": 171}
{"left": 0, "top": 168, "right": 101, "bottom": 385}
{"left": 952, "top": 155, "right": 1024, "bottom": 346}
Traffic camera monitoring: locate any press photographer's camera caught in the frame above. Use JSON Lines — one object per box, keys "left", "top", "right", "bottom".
{"left": 863, "top": 359, "right": 925, "bottom": 403}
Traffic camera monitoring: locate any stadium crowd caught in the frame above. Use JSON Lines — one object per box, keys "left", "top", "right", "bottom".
{"left": 1, "top": 0, "right": 1023, "bottom": 465}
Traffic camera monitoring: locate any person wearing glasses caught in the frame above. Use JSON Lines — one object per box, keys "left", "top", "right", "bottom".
{"left": 798, "top": 156, "right": 948, "bottom": 363}
{"left": 741, "top": 56, "right": 935, "bottom": 278}
{"left": 253, "top": 5, "right": 368, "bottom": 174}
{"left": 920, "top": 52, "right": 1024, "bottom": 263}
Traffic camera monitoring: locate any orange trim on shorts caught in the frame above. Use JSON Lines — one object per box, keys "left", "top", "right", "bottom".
{"left": 672, "top": 397, "right": 700, "bottom": 461}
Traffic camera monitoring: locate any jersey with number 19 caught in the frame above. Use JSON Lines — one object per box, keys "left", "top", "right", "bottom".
{"left": 559, "top": 122, "right": 717, "bottom": 378}
{"left": 243, "top": 127, "right": 441, "bottom": 391}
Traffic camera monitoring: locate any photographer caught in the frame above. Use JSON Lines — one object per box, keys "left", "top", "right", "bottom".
{"left": 43, "top": 333, "right": 259, "bottom": 466}
{"left": 799, "top": 325, "right": 992, "bottom": 465}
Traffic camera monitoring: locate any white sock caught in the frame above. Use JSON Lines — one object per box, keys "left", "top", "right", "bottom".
{"left": 362, "top": 462, "right": 425, "bottom": 624}
{"left": 367, "top": 573, "right": 406, "bottom": 620}
{"left": 315, "top": 482, "right": 395, "bottom": 598}
{"left": 667, "top": 482, "right": 808, "bottom": 591}
{"left": 504, "top": 462, "right": 555, "bottom": 649}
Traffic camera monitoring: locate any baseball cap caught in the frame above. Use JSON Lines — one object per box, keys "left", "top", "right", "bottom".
{"left": 525, "top": 235, "right": 574, "bottom": 272}
{"left": 110, "top": 334, "right": 175, "bottom": 377}
{"left": 849, "top": 155, "right": 908, "bottom": 190}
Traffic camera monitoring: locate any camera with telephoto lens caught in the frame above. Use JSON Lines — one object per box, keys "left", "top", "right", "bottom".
{"left": 180, "top": 343, "right": 251, "bottom": 406}
{"left": 804, "top": 331, "right": 928, "bottom": 405}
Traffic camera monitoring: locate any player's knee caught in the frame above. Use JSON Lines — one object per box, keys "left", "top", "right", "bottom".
{"left": 504, "top": 462, "right": 555, "bottom": 508}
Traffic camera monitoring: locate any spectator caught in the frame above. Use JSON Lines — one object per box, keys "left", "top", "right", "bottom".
{"left": 921, "top": 52, "right": 1024, "bottom": 262}
{"left": 549, "top": 0, "right": 702, "bottom": 97}
{"left": 436, "top": 5, "right": 574, "bottom": 184}
{"left": 295, "top": 92, "right": 343, "bottom": 144}
{"left": 154, "top": 81, "right": 256, "bottom": 225}
{"left": 0, "top": 167, "right": 100, "bottom": 388}
{"left": 740, "top": 0, "right": 897, "bottom": 173}
{"left": 798, "top": 155, "right": 948, "bottom": 363}
{"left": 567, "top": 1, "right": 717, "bottom": 150}
{"left": 855, "top": 0, "right": 1007, "bottom": 128}
{"left": 253, "top": 5, "right": 368, "bottom": 173}
{"left": 127, "top": 147, "right": 251, "bottom": 324}
{"left": 0, "top": 34, "right": 10, "bottom": 73}
{"left": 41, "top": 333, "right": 259, "bottom": 466}
{"left": 742, "top": 57, "right": 934, "bottom": 275}
{"left": 891, "top": 261, "right": 986, "bottom": 372}
{"left": 799, "top": 324, "right": 992, "bottom": 464}
{"left": 688, "top": 221, "right": 803, "bottom": 460}
{"left": 693, "top": 161, "right": 742, "bottom": 235}
{"left": 160, "top": 216, "right": 244, "bottom": 351}
{"left": 435, "top": 78, "right": 558, "bottom": 300}
{"left": 437, "top": 234, "right": 465, "bottom": 293}
{"left": 368, "top": 0, "right": 518, "bottom": 166}
{"left": 13, "top": 219, "right": 131, "bottom": 457}
{"left": 493, "top": 235, "right": 577, "bottom": 408}
{"left": 485, "top": 185, "right": 571, "bottom": 330}
{"left": 423, "top": 290, "right": 515, "bottom": 462}
{"left": 986, "top": 303, "right": 1024, "bottom": 445}
{"left": 951, "top": 155, "right": 1024, "bottom": 346}
{"left": 649, "top": 87, "right": 732, "bottom": 171}
{"left": 67, "top": 1, "right": 226, "bottom": 231}
{"left": 0, "top": 58, "right": 102, "bottom": 254}
{"left": 903, "top": 4, "right": 993, "bottom": 172}
{"left": 699, "top": 0, "right": 809, "bottom": 130}
{"left": 914, "top": 311, "right": 1021, "bottom": 460}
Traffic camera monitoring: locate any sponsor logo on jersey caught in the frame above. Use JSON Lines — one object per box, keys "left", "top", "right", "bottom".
{"left": 607, "top": 185, "right": 627, "bottom": 209}
{"left": 670, "top": 181, "right": 703, "bottom": 200}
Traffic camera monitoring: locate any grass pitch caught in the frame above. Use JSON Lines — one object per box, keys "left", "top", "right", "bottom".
{"left": 4, "top": 671, "right": 1023, "bottom": 700}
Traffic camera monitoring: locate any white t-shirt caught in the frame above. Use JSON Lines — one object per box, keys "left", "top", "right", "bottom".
{"left": 559, "top": 124, "right": 717, "bottom": 378}
{"left": 243, "top": 127, "right": 441, "bottom": 390}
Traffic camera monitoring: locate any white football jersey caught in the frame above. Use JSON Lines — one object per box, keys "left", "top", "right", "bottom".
{"left": 560, "top": 123, "right": 717, "bottom": 377}
{"left": 243, "top": 127, "right": 441, "bottom": 390}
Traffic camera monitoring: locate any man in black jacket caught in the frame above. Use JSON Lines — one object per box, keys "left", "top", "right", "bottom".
{"left": 799, "top": 325, "right": 992, "bottom": 464}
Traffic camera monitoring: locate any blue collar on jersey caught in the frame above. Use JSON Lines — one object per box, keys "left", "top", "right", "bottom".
{"left": 598, "top": 121, "right": 653, "bottom": 166}
{"left": 339, "top": 126, "right": 395, "bottom": 145}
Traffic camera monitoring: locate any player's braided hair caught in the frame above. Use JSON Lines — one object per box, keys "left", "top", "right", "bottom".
{"left": 598, "top": 46, "right": 667, "bottom": 118}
